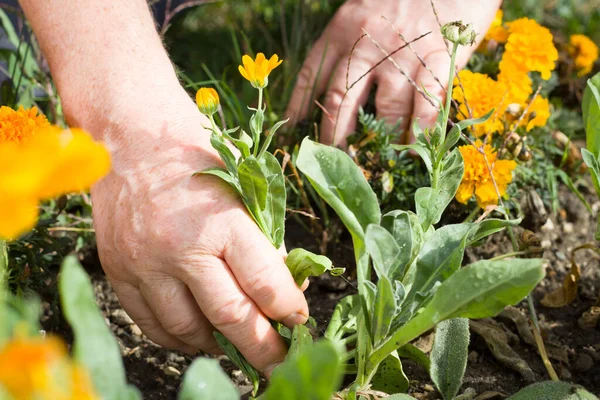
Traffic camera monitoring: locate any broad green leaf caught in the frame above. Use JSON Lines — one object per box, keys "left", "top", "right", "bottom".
{"left": 382, "top": 211, "right": 420, "bottom": 264}
{"left": 260, "top": 341, "right": 343, "bottom": 400}
{"left": 583, "top": 72, "right": 600, "bottom": 158}
{"left": 285, "top": 248, "right": 336, "bottom": 286}
{"left": 366, "top": 224, "right": 409, "bottom": 281}
{"left": 582, "top": 148, "right": 600, "bottom": 198}
{"left": 397, "top": 343, "right": 431, "bottom": 371}
{"left": 249, "top": 108, "right": 265, "bottom": 147}
{"left": 178, "top": 358, "right": 239, "bottom": 400}
{"left": 210, "top": 133, "right": 239, "bottom": 175}
{"left": 195, "top": 168, "right": 242, "bottom": 195}
{"left": 402, "top": 223, "right": 475, "bottom": 317}
{"left": 296, "top": 138, "right": 381, "bottom": 243}
{"left": 223, "top": 128, "right": 252, "bottom": 159}
{"left": 258, "top": 153, "right": 286, "bottom": 247}
{"left": 325, "top": 295, "right": 360, "bottom": 341}
{"left": 430, "top": 318, "right": 470, "bottom": 400}
{"left": 372, "top": 276, "right": 396, "bottom": 345}
{"left": 412, "top": 119, "right": 431, "bottom": 149}
{"left": 416, "top": 149, "right": 464, "bottom": 230}
{"left": 258, "top": 118, "right": 289, "bottom": 158}
{"left": 391, "top": 144, "right": 433, "bottom": 174}
{"left": 469, "top": 218, "right": 522, "bottom": 244}
{"left": 214, "top": 332, "right": 260, "bottom": 396}
{"left": 288, "top": 324, "right": 314, "bottom": 357}
{"left": 371, "top": 351, "right": 409, "bottom": 394}
{"left": 508, "top": 381, "right": 598, "bottom": 400}
{"left": 59, "top": 256, "right": 141, "bottom": 400}
{"left": 373, "top": 259, "right": 544, "bottom": 370}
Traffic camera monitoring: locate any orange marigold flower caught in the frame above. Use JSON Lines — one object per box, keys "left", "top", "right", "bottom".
{"left": 503, "top": 18, "right": 558, "bottom": 80}
{"left": 195, "top": 87, "right": 220, "bottom": 116}
{"left": 521, "top": 96, "right": 551, "bottom": 131}
{"left": 0, "top": 335, "right": 99, "bottom": 400}
{"left": 238, "top": 53, "right": 283, "bottom": 89}
{"left": 485, "top": 10, "right": 509, "bottom": 43}
{"left": 569, "top": 34, "right": 599, "bottom": 76}
{"left": 498, "top": 58, "right": 533, "bottom": 105}
{"left": 0, "top": 106, "right": 49, "bottom": 143}
{"left": 0, "top": 126, "right": 111, "bottom": 239}
{"left": 456, "top": 140, "right": 517, "bottom": 208}
{"left": 452, "top": 70, "right": 506, "bottom": 137}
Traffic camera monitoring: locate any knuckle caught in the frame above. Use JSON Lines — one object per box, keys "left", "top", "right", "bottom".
{"left": 325, "top": 86, "right": 347, "bottom": 109}
{"left": 163, "top": 317, "right": 200, "bottom": 339}
{"left": 210, "top": 297, "right": 250, "bottom": 330}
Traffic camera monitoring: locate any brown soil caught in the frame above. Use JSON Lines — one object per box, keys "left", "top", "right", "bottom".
{"left": 46, "top": 185, "right": 600, "bottom": 399}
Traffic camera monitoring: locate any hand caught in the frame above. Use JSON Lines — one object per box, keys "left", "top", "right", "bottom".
{"left": 88, "top": 87, "right": 308, "bottom": 375}
{"left": 286, "top": 0, "right": 501, "bottom": 147}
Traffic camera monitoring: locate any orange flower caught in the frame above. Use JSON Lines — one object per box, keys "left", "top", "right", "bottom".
{"left": 238, "top": 53, "right": 283, "bottom": 89}
{"left": 569, "top": 34, "right": 599, "bottom": 76}
{"left": 484, "top": 10, "right": 509, "bottom": 44}
{"left": 0, "top": 335, "right": 98, "bottom": 399}
{"left": 456, "top": 140, "right": 517, "bottom": 208}
{"left": 195, "top": 87, "right": 220, "bottom": 116}
{"left": 0, "top": 106, "right": 49, "bottom": 143}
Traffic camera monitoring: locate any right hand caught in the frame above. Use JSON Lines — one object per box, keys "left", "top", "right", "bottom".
{"left": 86, "top": 86, "right": 308, "bottom": 375}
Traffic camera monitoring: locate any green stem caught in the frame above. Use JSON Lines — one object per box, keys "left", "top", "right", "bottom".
{"left": 442, "top": 42, "right": 459, "bottom": 141}
{"left": 0, "top": 239, "right": 6, "bottom": 289}
{"left": 463, "top": 206, "right": 480, "bottom": 223}
{"left": 341, "top": 332, "right": 358, "bottom": 346}
{"left": 208, "top": 114, "right": 221, "bottom": 135}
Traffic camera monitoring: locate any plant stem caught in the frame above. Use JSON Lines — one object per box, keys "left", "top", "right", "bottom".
{"left": 0, "top": 239, "right": 6, "bottom": 289}
{"left": 442, "top": 42, "right": 459, "bottom": 140}
{"left": 488, "top": 250, "right": 528, "bottom": 261}
{"left": 208, "top": 114, "right": 221, "bottom": 135}
{"left": 463, "top": 206, "right": 480, "bottom": 223}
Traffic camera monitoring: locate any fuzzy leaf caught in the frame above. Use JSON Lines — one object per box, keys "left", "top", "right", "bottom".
{"left": 372, "top": 276, "right": 396, "bottom": 345}
{"left": 583, "top": 72, "right": 600, "bottom": 158}
{"left": 507, "top": 381, "right": 598, "bottom": 400}
{"left": 430, "top": 318, "right": 470, "bottom": 400}
{"left": 366, "top": 224, "right": 409, "bottom": 281}
{"left": 210, "top": 133, "right": 239, "bottom": 175}
{"left": 371, "top": 351, "right": 409, "bottom": 394}
{"left": 179, "top": 358, "right": 239, "bottom": 400}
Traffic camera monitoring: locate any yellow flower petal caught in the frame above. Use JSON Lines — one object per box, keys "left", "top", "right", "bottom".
{"left": 238, "top": 53, "right": 283, "bottom": 88}
{"left": 255, "top": 52, "right": 266, "bottom": 65}
{"left": 0, "top": 195, "right": 38, "bottom": 240}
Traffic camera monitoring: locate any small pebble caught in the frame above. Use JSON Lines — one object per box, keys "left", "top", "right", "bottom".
{"left": 574, "top": 353, "right": 594, "bottom": 372}
{"left": 468, "top": 351, "right": 479, "bottom": 364}
{"left": 423, "top": 384, "right": 435, "bottom": 392}
{"left": 112, "top": 309, "right": 134, "bottom": 326}
{"left": 541, "top": 239, "right": 552, "bottom": 249}
{"left": 563, "top": 222, "right": 574, "bottom": 234}
{"left": 130, "top": 324, "right": 143, "bottom": 337}
{"left": 559, "top": 365, "right": 572, "bottom": 380}
{"left": 164, "top": 366, "right": 181, "bottom": 377}
{"left": 555, "top": 251, "right": 566, "bottom": 261}
{"left": 541, "top": 219, "right": 555, "bottom": 233}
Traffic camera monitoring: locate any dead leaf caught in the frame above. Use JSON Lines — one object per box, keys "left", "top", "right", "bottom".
{"left": 470, "top": 319, "right": 536, "bottom": 382}
{"left": 578, "top": 306, "right": 600, "bottom": 329}
{"left": 541, "top": 258, "right": 580, "bottom": 308}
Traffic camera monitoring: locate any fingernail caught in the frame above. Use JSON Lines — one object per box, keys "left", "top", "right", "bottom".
{"left": 283, "top": 312, "right": 307, "bottom": 328}
{"left": 263, "top": 361, "right": 282, "bottom": 379}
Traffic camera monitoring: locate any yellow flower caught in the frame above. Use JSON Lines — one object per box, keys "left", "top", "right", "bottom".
{"left": 195, "top": 87, "right": 220, "bottom": 116}
{"left": 522, "top": 96, "right": 551, "bottom": 131}
{"left": 485, "top": 10, "right": 509, "bottom": 43}
{"left": 503, "top": 18, "right": 558, "bottom": 80}
{"left": 0, "top": 335, "right": 99, "bottom": 400}
{"left": 0, "top": 125, "right": 111, "bottom": 239}
{"left": 569, "top": 34, "right": 599, "bottom": 76}
{"left": 238, "top": 53, "right": 283, "bottom": 89}
{"left": 0, "top": 106, "right": 49, "bottom": 143}
{"left": 498, "top": 59, "right": 533, "bottom": 105}
{"left": 452, "top": 70, "right": 506, "bottom": 137}
{"left": 456, "top": 140, "right": 517, "bottom": 208}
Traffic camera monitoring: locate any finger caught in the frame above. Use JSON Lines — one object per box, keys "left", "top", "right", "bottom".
{"left": 321, "top": 58, "right": 374, "bottom": 147}
{"left": 286, "top": 35, "right": 340, "bottom": 124}
{"left": 301, "top": 278, "right": 310, "bottom": 291}
{"left": 111, "top": 281, "right": 196, "bottom": 354}
{"left": 140, "top": 275, "right": 221, "bottom": 354}
{"left": 409, "top": 50, "right": 451, "bottom": 143}
{"left": 224, "top": 218, "right": 309, "bottom": 327}
{"left": 375, "top": 64, "right": 417, "bottom": 134}
{"left": 182, "top": 256, "right": 288, "bottom": 372}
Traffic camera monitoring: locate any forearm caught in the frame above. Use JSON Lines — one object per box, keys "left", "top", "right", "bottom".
{"left": 19, "top": 0, "right": 188, "bottom": 140}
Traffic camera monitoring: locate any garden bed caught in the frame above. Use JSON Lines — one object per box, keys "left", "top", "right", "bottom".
{"left": 62, "top": 184, "right": 600, "bottom": 399}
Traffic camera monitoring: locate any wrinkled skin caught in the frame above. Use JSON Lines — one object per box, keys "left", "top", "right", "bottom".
{"left": 287, "top": 0, "right": 501, "bottom": 147}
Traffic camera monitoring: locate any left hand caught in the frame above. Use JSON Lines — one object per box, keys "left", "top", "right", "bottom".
{"left": 286, "top": 0, "right": 501, "bottom": 147}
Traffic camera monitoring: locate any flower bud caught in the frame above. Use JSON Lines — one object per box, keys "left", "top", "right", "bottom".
{"left": 441, "top": 21, "right": 477, "bottom": 46}
{"left": 195, "top": 87, "right": 220, "bottom": 116}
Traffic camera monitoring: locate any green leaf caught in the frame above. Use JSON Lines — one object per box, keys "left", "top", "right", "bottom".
{"left": 438, "top": 125, "right": 462, "bottom": 159}
{"left": 210, "top": 133, "right": 239, "bottom": 175}
{"left": 258, "top": 153, "right": 287, "bottom": 247}
{"left": 223, "top": 128, "right": 252, "bottom": 160}
{"left": 416, "top": 149, "right": 464, "bottom": 230}
{"left": 258, "top": 118, "right": 289, "bottom": 158}
{"left": 382, "top": 211, "right": 420, "bottom": 264}
{"left": 555, "top": 169, "right": 593, "bottom": 215}
{"left": 508, "top": 381, "right": 598, "bottom": 400}
{"left": 583, "top": 72, "right": 600, "bottom": 158}
{"left": 285, "top": 248, "right": 336, "bottom": 286}
{"left": 430, "top": 318, "right": 470, "bottom": 400}
{"left": 178, "top": 358, "right": 239, "bottom": 400}
{"left": 296, "top": 138, "right": 381, "bottom": 244}
{"left": 372, "top": 276, "right": 396, "bottom": 345}
{"left": 214, "top": 332, "right": 260, "bottom": 396}
{"left": 371, "top": 351, "right": 409, "bottom": 394}
{"left": 582, "top": 148, "right": 600, "bottom": 198}
{"left": 325, "top": 295, "right": 360, "bottom": 341}
{"left": 288, "top": 324, "right": 314, "bottom": 357}
{"left": 195, "top": 168, "right": 242, "bottom": 195}
{"left": 59, "top": 256, "right": 141, "bottom": 400}
{"left": 469, "top": 218, "right": 522, "bottom": 244}
{"left": 402, "top": 223, "right": 475, "bottom": 316}
{"left": 397, "top": 343, "right": 431, "bottom": 371}
{"left": 391, "top": 144, "right": 433, "bottom": 174}
{"left": 260, "top": 341, "right": 343, "bottom": 400}
{"left": 249, "top": 108, "right": 265, "bottom": 149}
{"left": 365, "top": 224, "right": 409, "bottom": 281}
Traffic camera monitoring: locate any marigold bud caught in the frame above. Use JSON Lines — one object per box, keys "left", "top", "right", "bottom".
{"left": 196, "top": 88, "right": 220, "bottom": 116}
{"left": 441, "top": 21, "right": 477, "bottom": 46}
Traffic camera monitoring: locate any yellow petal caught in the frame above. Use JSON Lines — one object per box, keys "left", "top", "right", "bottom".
{"left": 267, "top": 54, "right": 283, "bottom": 73}
{"left": 0, "top": 195, "right": 39, "bottom": 240}
{"left": 255, "top": 52, "right": 266, "bottom": 65}
{"left": 455, "top": 181, "right": 475, "bottom": 204}
{"left": 242, "top": 55, "right": 254, "bottom": 74}
{"left": 238, "top": 65, "right": 250, "bottom": 82}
